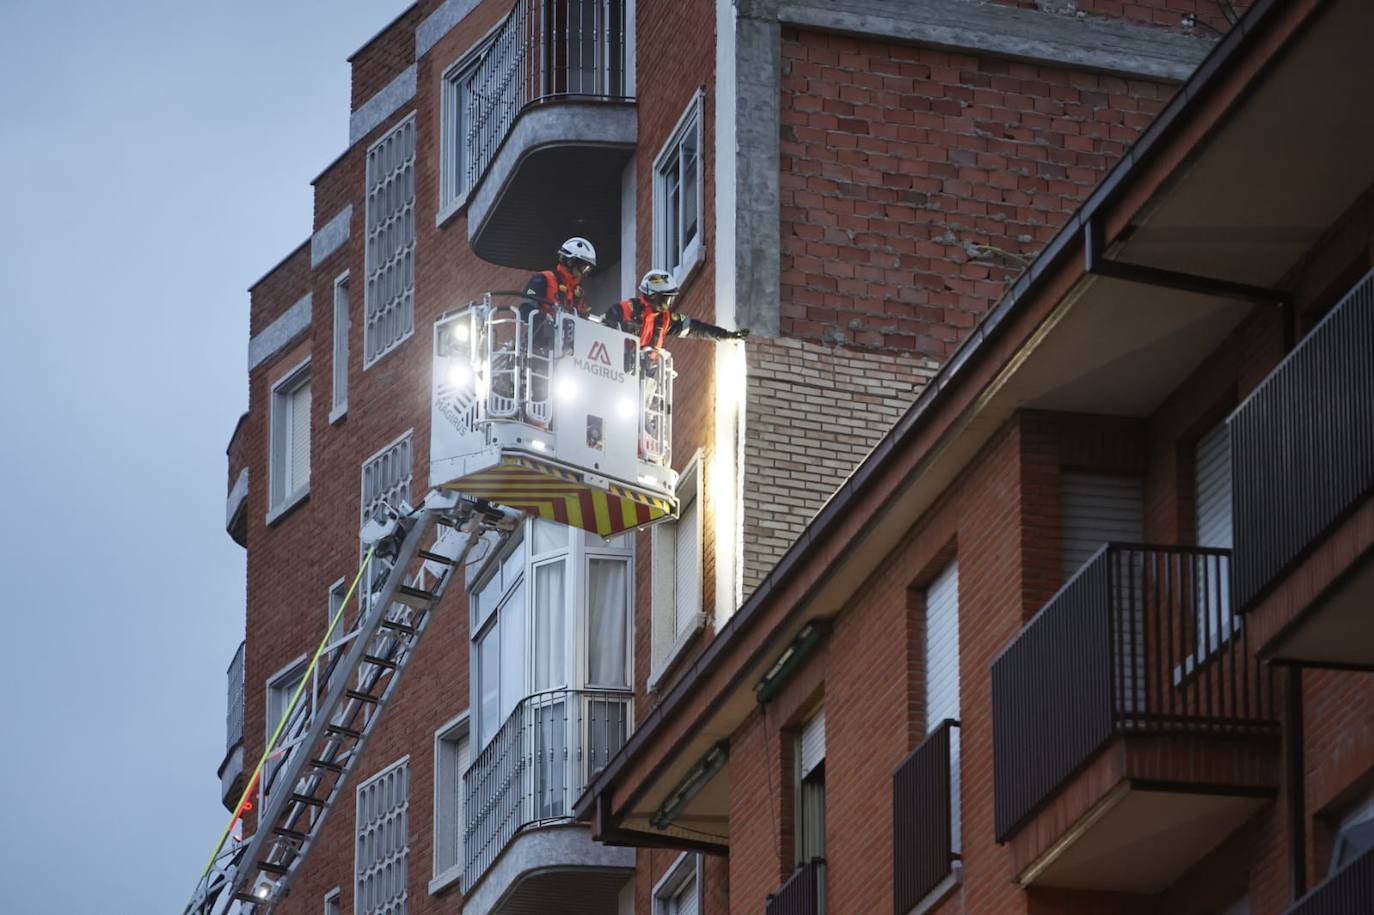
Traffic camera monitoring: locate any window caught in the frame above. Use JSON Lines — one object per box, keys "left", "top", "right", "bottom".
{"left": 268, "top": 360, "right": 312, "bottom": 519}
{"left": 1193, "top": 421, "right": 1234, "bottom": 650}
{"left": 265, "top": 656, "right": 310, "bottom": 794}
{"left": 439, "top": 37, "right": 496, "bottom": 216}
{"left": 355, "top": 758, "right": 409, "bottom": 915}
{"left": 331, "top": 273, "right": 350, "bottom": 421}
{"left": 361, "top": 432, "right": 414, "bottom": 599}
{"left": 925, "top": 561, "right": 961, "bottom": 855}
{"left": 796, "top": 709, "right": 826, "bottom": 865}
{"left": 1330, "top": 790, "right": 1374, "bottom": 875}
{"left": 364, "top": 115, "right": 416, "bottom": 367}
{"left": 587, "top": 557, "right": 631, "bottom": 689}
{"left": 432, "top": 713, "right": 470, "bottom": 891}
{"left": 325, "top": 578, "right": 351, "bottom": 692}
{"left": 654, "top": 93, "right": 703, "bottom": 282}
{"left": 324, "top": 888, "right": 341, "bottom": 915}
{"left": 651, "top": 456, "right": 703, "bottom": 681}
{"left": 653, "top": 853, "right": 702, "bottom": 915}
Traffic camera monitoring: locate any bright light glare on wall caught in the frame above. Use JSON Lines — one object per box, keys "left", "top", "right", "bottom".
{"left": 447, "top": 362, "right": 472, "bottom": 388}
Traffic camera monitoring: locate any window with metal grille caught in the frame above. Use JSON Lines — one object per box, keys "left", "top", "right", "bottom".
{"left": 432, "top": 714, "right": 470, "bottom": 889}
{"left": 268, "top": 360, "right": 311, "bottom": 518}
{"left": 439, "top": 37, "right": 497, "bottom": 217}
{"left": 654, "top": 93, "right": 703, "bottom": 282}
{"left": 653, "top": 853, "right": 702, "bottom": 915}
{"left": 332, "top": 273, "right": 350, "bottom": 420}
{"left": 360, "top": 432, "right": 414, "bottom": 599}
{"left": 650, "top": 456, "right": 702, "bottom": 682}
{"left": 364, "top": 115, "right": 416, "bottom": 367}
{"left": 355, "top": 758, "right": 409, "bottom": 915}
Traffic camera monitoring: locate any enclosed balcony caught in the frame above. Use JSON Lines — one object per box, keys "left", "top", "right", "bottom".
{"left": 1229, "top": 269, "right": 1374, "bottom": 667}
{"left": 458, "top": 0, "right": 634, "bottom": 269}
{"left": 991, "top": 544, "right": 1280, "bottom": 892}
{"left": 217, "top": 641, "right": 246, "bottom": 811}
{"left": 461, "top": 688, "right": 634, "bottom": 914}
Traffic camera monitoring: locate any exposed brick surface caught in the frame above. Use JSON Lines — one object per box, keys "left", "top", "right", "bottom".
{"left": 778, "top": 30, "right": 1172, "bottom": 356}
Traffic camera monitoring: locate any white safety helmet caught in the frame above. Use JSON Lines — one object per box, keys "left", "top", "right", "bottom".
{"left": 558, "top": 236, "right": 597, "bottom": 269}
{"left": 638, "top": 269, "right": 680, "bottom": 299}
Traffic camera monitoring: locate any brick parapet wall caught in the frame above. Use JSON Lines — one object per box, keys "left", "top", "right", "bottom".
{"left": 742, "top": 336, "right": 937, "bottom": 594}
{"left": 778, "top": 29, "right": 1172, "bottom": 357}
{"left": 248, "top": 242, "right": 312, "bottom": 337}
{"left": 349, "top": 4, "right": 421, "bottom": 111}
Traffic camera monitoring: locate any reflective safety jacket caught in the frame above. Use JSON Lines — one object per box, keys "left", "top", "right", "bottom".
{"left": 524, "top": 265, "right": 587, "bottom": 316}
{"left": 603, "top": 296, "right": 736, "bottom": 347}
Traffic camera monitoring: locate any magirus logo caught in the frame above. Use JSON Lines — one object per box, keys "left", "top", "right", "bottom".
{"left": 574, "top": 340, "right": 625, "bottom": 382}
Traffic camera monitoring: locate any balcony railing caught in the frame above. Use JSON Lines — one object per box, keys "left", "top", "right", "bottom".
{"left": 464, "top": 0, "right": 630, "bottom": 193}
{"left": 992, "top": 544, "right": 1278, "bottom": 841}
{"left": 767, "top": 859, "right": 826, "bottom": 915}
{"left": 462, "top": 687, "right": 631, "bottom": 892}
{"left": 1286, "top": 844, "right": 1374, "bottom": 914}
{"left": 226, "top": 641, "right": 245, "bottom": 752}
{"left": 1230, "top": 268, "right": 1374, "bottom": 611}
{"left": 894, "top": 720, "right": 959, "bottom": 911}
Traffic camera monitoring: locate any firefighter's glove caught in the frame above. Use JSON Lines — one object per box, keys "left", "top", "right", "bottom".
{"left": 729, "top": 328, "right": 751, "bottom": 340}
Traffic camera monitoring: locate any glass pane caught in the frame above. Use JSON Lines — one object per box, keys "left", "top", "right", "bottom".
{"left": 663, "top": 158, "right": 681, "bottom": 271}
{"left": 478, "top": 626, "right": 499, "bottom": 743}
{"left": 532, "top": 518, "right": 567, "bottom": 555}
{"left": 587, "top": 559, "right": 629, "bottom": 688}
{"left": 503, "top": 539, "right": 526, "bottom": 592}
{"left": 681, "top": 122, "right": 699, "bottom": 248}
{"left": 500, "top": 580, "right": 526, "bottom": 720}
{"left": 533, "top": 560, "right": 566, "bottom": 691}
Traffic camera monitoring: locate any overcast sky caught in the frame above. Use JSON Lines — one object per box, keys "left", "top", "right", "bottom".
{"left": 0, "top": 2, "right": 409, "bottom": 911}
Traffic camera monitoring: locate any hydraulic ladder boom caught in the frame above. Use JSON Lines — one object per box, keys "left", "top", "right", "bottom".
{"left": 186, "top": 490, "right": 517, "bottom": 914}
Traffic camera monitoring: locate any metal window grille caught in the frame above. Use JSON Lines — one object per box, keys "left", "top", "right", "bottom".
{"left": 355, "top": 759, "right": 409, "bottom": 915}
{"left": 364, "top": 116, "right": 416, "bottom": 368}
{"left": 225, "top": 641, "right": 245, "bottom": 752}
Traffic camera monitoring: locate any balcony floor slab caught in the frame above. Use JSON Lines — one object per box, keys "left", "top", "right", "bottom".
{"left": 463, "top": 823, "right": 634, "bottom": 915}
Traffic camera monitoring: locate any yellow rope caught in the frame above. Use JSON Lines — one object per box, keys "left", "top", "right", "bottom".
{"left": 197, "top": 546, "right": 376, "bottom": 883}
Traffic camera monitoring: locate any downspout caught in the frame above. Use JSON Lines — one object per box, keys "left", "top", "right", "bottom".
{"left": 1285, "top": 667, "right": 1306, "bottom": 902}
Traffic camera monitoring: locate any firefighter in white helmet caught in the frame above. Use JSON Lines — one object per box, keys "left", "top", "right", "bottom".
{"left": 524, "top": 236, "right": 597, "bottom": 318}
{"left": 604, "top": 269, "right": 750, "bottom": 348}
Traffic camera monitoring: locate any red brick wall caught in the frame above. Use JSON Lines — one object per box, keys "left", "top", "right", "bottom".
{"left": 249, "top": 241, "right": 310, "bottom": 336}
{"left": 778, "top": 30, "right": 1172, "bottom": 358}
{"left": 349, "top": 5, "right": 421, "bottom": 110}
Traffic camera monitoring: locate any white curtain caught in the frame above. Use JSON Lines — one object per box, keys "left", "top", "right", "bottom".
{"left": 587, "top": 559, "right": 628, "bottom": 688}
{"left": 533, "top": 560, "right": 566, "bottom": 690}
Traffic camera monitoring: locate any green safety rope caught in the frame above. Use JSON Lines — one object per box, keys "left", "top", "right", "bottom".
{"left": 197, "top": 545, "right": 377, "bottom": 883}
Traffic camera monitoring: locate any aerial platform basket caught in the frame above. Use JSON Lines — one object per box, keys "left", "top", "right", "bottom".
{"left": 430, "top": 294, "right": 679, "bottom": 537}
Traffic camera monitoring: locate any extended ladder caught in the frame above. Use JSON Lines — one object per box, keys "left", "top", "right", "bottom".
{"left": 185, "top": 490, "right": 518, "bottom": 914}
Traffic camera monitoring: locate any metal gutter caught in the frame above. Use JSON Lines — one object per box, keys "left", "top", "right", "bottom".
{"left": 573, "top": 0, "right": 1294, "bottom": 825}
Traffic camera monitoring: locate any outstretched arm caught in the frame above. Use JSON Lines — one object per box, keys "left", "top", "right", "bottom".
{"left": 670, "top": 314, "right": 749, "bottom": 341}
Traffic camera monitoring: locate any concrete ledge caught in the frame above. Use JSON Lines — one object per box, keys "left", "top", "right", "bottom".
{"left": 417, "top": 0, "right": 482, "bottom": 59}
{"left": 349, "top": 65, "right": 418, "bottom": 146}
{"left": 467, "top": 101, "right": 637, "bottom": 246}
{"left": 248, "top": 293, "right": 311, "bottom": 371}
{"left": 310, "top": 205, "right": 352, "bottom": 267}
{"left": 462, "top": 823, "right": 635, "bottom": 915}
{"left": 771, "top": 0, "right": 1213, "bottom": 81}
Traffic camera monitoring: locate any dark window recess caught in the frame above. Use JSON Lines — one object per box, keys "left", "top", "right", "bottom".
{"left": 766, "top": 858, "right": 826, "bottom": 915}
{"left": 1230, "top": 268, "right": 1374, "bottom": 611}
{"left": 894, "top": 720, "right": 959, "bottom": 911}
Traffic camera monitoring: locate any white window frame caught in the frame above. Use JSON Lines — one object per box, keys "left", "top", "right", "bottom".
{"left": 649, "top": 451, "right": 705, "bottom": 688}
{"left": 653, "top": 91, "right": 705, "bottom": 285}
{"left": 263, "top": 654, "right": 311, "bottom": 810}
{"left": 363, "top": 113, "right": 417, "bottom": 369}
{"left": 354, "top": 756, "right": 411, "bottom": 915}
{"left": 652, "top": 852, "right": 703, "bottom": 915}
{"left": 430, "top": 710, "right": 471, "bottom": 894}
{"left": 324, "top": 887, "right": 342, "bottom": 915}
{"left": 330, "top": 271, "right": 350, "bottom": 423}
{"left": 437, "top": 29, "right": 501, "bottom": 225}
{"left": 267, "top": 357, "right": 312, "bottom": 523}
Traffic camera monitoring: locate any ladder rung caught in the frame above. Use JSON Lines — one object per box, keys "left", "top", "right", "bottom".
{"left": 379, "top": 618, "right": 417, "bottom": 635}
{"left": 272, "top": 827, "right": 309, "bottom": 844}
{"left": 310, "top": 758, "right": 344, "bottom": 774}
{"left": 362, "top": 654, "right": 398, "bottom": 670}
{"left": 326, "top": 724, "right": 362, "bottom": 739}
{"left": 290, "top": 793, "right": 325, "bottom": 807}
{"left": 257, "top": 860, "right": 290, "bottom": 876}
{"left": 418, "top": 549, "right": 459, "bottom": 566}
{"left": 345, "top": 689, "right": 379, "bottom": 704}
{"left": 395, "top": 584, "right": 437, "bottom": 608}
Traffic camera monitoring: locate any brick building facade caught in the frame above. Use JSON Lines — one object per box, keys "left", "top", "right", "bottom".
{"left": 196, "top": 1, "right": 1374, "bottom": 914}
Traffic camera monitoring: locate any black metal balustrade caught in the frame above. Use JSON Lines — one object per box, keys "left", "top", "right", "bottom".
{"left": 1286, "top": 844, "right": 1374, "bottom": 914}
{"left": 464, "top": 0, "right": 630, "bottom": 193}
{"left": 767, "top": 858, "right": 826, "bottom": 915}
{"left": 225, "top": 641, "right": 245, "bottom": 752}
{"left": 894, "top": 720, "right": 959, "bottom": 911}
{"left": 992, "top": 544, "right": 1278, "bottom": 841}
{"left": 1229, "top": 268, "right": 1374, "bottom": 612}
{"left": 462, "top": 687, "right": 631, "bottom": 892}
